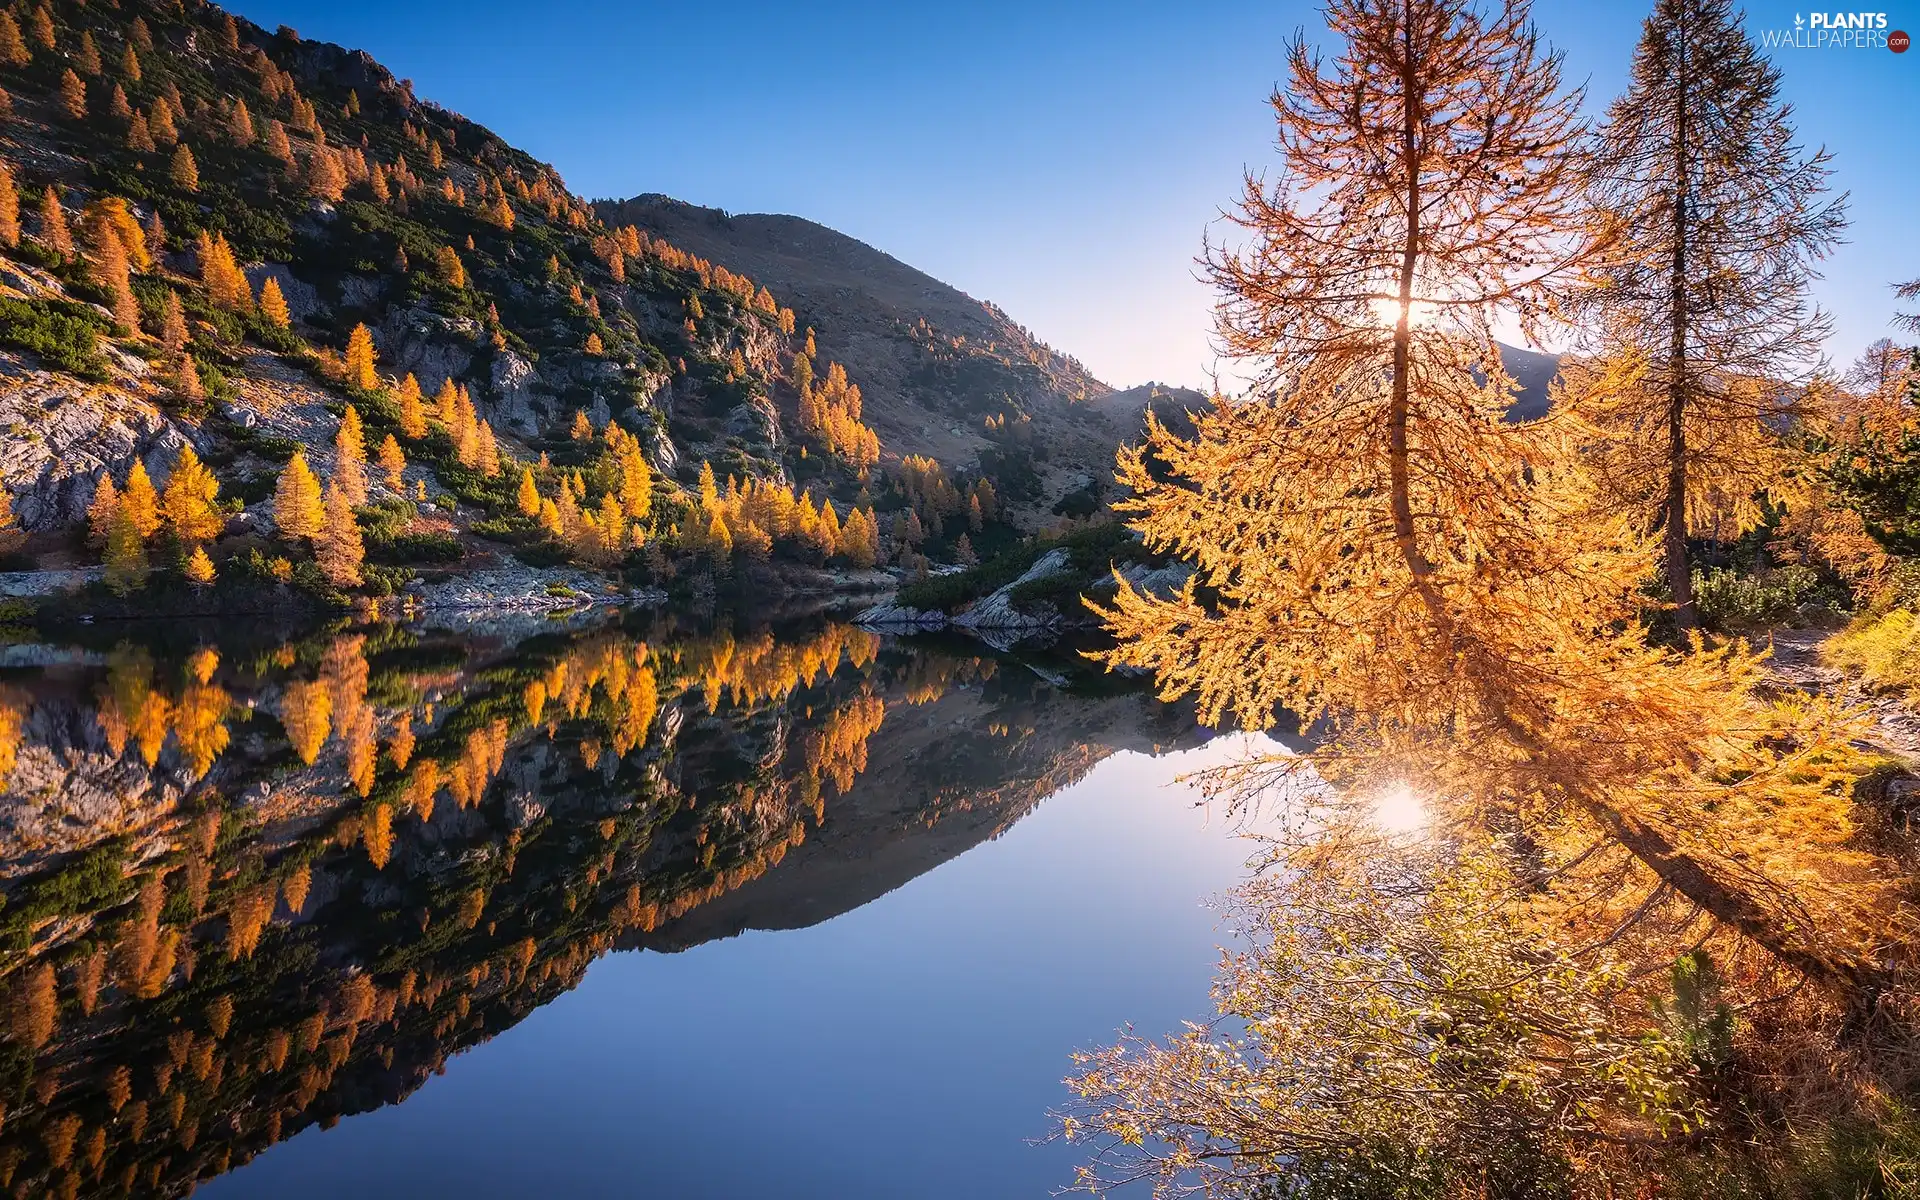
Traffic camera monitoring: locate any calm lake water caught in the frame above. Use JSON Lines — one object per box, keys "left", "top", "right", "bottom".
{"left": 0, "top": 614, "right": 1271, "bottom": 1199}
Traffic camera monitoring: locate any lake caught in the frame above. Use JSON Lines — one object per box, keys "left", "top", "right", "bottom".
{"left": 0, "top": 611, "right": 1272, "bottom": 1199}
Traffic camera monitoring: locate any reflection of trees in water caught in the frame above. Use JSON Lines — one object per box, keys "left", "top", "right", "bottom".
{"left": 0, "top": 614, "right": 1012, "bottom": 1199}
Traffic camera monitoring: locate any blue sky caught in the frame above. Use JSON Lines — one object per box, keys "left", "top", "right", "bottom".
{"left": 230, "top": 0, "right": 1916, "bottom": 389}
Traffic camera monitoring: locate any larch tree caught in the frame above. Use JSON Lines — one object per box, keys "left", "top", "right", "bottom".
{"left": 169, "top": 143, "right": 199, "bottom": 192}
{"left": 0, "top": 14, "right": 26, "bottom": 66}
{"left": 1575, "top": 0, "right": 1846, "bottom": 628}
{"left": 396, "top": 374, "right": 427, "bottom": 438}
{"left": 273, "top": 450, "right": 325, "bottom": 543}
{"left": 85, "top": 211, "right": 141, "bottom": 331}
{"left": 159, "top": 290, "right": 189, "bottom": 356}
{"left": 343, "top": 324, "right": 378, "bottom": 391}
{"left": 88, "top": 474, "right": 120, "bottom": 548}
{"left": 1074, "top": 2, "right": 1894, "bottom": 1187}
{"left": 258, "top": 275, "right": 292, "bottom": 328}
{"left": 120, "top": 460, "right": 161, "bottom": 540}
{"left": 104, "top": 504, "right": 150, "bottom": 595}
{"left": 376, "top": 435, "right": 406, "bottom": 492}
{"left": 37, "top": 185, "right": 72, "bottom": 261}
{"left": 0, "top": 159, "right": 18, "bottom": 249}
{"left": 516, "top": 467, "right": 541, "bottom": 517}
{"left": 334, "top": 404, "right": 369, "bottom": 505}
{"left": 161, "top": 445, "right": 223, "bottom": 546}
{"left": 183, "top": 545, "right": 215, "bottom": 587}
{"left": 316, "top": 482, "right": 364, "bottom": 587}
{"left": 59, "top": 67, "right": 85, "bottom": 120}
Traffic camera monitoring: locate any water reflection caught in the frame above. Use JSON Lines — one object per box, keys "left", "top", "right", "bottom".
{"left": 0, "top": 612, "right": 1207, "bottom": 1198}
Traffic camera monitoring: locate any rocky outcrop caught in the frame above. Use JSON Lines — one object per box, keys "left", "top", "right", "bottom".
{"left": 244, "top": 264, "right": 325, "bottom": 324}
{"left": 0, "top": 356, "right": 199, "bottom": 531}
{"left": 953, "top": 547, "right": 1071, "bottom": 633}
{"left": 488, "top": 349, "right": 545, "bottom": 437}
{"left": 378, "top": 303, "right": 479, "bottom": 396}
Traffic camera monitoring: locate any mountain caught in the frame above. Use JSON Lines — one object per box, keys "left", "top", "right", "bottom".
{"left": 1, "top": 0, "right": 1142, "bottom": 615}
{"left": 597, "top": 196, "right": 1202, "bottom": 523}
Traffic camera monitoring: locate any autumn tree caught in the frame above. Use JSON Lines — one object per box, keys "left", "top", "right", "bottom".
{"left": 259, "top": 275, "right": 292, "bottom": 328}
{"left": 317, "top": 482, "right": 365, "bottom": 587}
{"left": 273, "top": 450, "right": 325, "bottom": 542}
{"left": 516, "top": 467, "right": 541, "bottom": 517}
{"left": 160, "top": 444, "right": 223, "bottom": 545}
{"left": 59, "top": 68, "right": 85, "bottom": 120}
{"left": 121, "top": 460, "right": 161, "bottom": 540}
{"left": 1575, "top": 0, "right": 1846, "bottom": 628}
{"left": 344, "top": 324, "right": 378, "bottom": 390}
{"left": 334, "top": 404, "right": 369, "bottom": 504}
{"left": 0, "top": 159, "right": 17, "bottom": 249}
{"left": 1083, "top": 1, "right": 1897, "bottom": 1185}
{"left": 397, "top": 374, "right": 427, "bottom": 438}
{"left": 169, "top": 143, "right": 199, "bottom": 192}
{"left": 377, "top": 434, "right": 407, "bottom": 492}
{"left": 37, "top": 185, "right": 71, "bottom": 261}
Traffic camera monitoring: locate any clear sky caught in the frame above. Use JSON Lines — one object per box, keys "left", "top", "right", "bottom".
{"left": 229, "top": 0, "right": 1916, "bottom": 390}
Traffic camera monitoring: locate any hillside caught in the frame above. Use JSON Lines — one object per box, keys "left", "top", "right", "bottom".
{"left": 597, "top": 196, "right": 1203, "bottom": 524}
{"left": 0, "top": 0, "right": 1078, "bottom": 614}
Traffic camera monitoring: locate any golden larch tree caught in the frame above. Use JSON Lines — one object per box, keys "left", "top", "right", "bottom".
{"left": 258, "top": 275, "right": 291, "bottom": 328}
{"left": 377, "top": 435, "right": 406, "bottom": 492}
{"left": 343, "top": 324, "right": 378, "bottom": 391}
{"left": 161, "top": 444, "right": 223, "bottom": 546}
{"left": 273, "top": 450, "right": 325, "bottom": 542}
{"left": 334, "top": 404, "right": 369, "bottom": 505}
{"left": 316, "top": 482, "right": 364, "bottom": 587}
{"left": 169, "top": 143, "right": 198, "bottom": 192}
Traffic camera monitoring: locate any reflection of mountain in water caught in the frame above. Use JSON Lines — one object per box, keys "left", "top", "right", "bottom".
{"left": 0, "top": 614, "right": 1194, "bottom": 1198}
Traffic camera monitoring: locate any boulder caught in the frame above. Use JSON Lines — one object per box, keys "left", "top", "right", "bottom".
{"left": 488, "top": 349, "right": 544, "bottom": 437}
{"left": 378, "top": 303, "right": 476, "bottom": 394}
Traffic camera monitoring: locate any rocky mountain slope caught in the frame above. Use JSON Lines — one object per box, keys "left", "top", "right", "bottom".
{"left": 597, "top": 196, "right": 1209, "bottom": 523}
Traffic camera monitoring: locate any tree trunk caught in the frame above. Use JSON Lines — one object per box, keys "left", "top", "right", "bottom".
{"left": 1665, "top": 0, "right": 1695, "bottom": 631}
{"left": 1390, "top": 0, "right": 1442, "bottom": 616}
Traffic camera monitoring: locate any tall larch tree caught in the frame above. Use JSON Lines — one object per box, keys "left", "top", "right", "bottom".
{"left": 59, "top": 68, "right": 85, "bottom": 120}
{"left": 160, "top": 445, "right": 222, "bottom": 546}
{"left": 120, "top": 460, "right": 161, "bottom": 540}
{"left": 273, "top": 450, "right": 324, "bottom": 543}
{"left": 334, "top": 405, "right": 369, "bottom": 505}
{"left": 169, "top": 143, "right": 199, "bottom": 192}
{"left": 1077, "top": 8, "right": 1890, "bottom": 1185}
{"left": 1576, "top": 0, "right": 1846, "bottom": 628}
{"left": 0, "top": 159, "right": 18, "bottom": 249}
{"left": 37, "top": 185, "right": 71, "bottom": 261}
{"left": 344, "top": 324, "right": 378, "bottom": 390}
{"left": 376, "top": 435, "right": 406, "bottom": 492}
{"left": 396, "top": 374, "right": 427, "bottom": 438}
{"left": 258, "top": 275, "right": 291, "bottom": 328}
{"left": 316, "top": 483, "right": 364, "bottom": 587}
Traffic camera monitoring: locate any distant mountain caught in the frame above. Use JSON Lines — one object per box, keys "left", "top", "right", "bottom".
{"left": 596, "top": 196, "right": 1200, "bottom": 524}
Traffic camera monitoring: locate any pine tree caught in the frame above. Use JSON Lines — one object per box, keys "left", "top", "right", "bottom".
{"left": 376, "top": 435, "right": 406, "bottom": 492}
{"left": 344, "top": 324, "right": 378, "bottom": 390}
{"left": 38, "top": 186, "right": 72, "bottom": 260}
{"left": 59, "top": 68, "right": 86, "bottom": 120}
{"left": 383, "top": 374, "right": 422, "bottom": 440}
{"left": 258, "top": 276, "right": 291, "bottom": 328}
{"left": 273, "top": 450, "right": 324, "bottom": 542}
{"left": 121, "top": 460, "right": 161, "bottom": 540}
{"left": 316, "top": 483, "right": 364, "bottom": 587}
{"left": 1575, "top": 0, "right": 1848, "bottom": 628}
{"left": 334, "top": 405, "right": 369, "bottom": 505}
{"left": 161, "top": 445, "right": 223, "bottom": 545}
{"left": 516, "top": 467, "right": 541, "bottom": 517}
{"left": 0, "top": 159, "right": 18, "bottom": 249}
{"left": 169, "top": 143, "right": 198, "bottom": 192}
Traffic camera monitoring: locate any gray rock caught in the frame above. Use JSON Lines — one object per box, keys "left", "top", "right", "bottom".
{"left": 0, "top": 358, "right": 199, "bottom": 530}
{"left": 378, "top": 303, "right": 476, "bottom": 395}
{"left": 853, "top": 602, "right": 948, "bottom": 632}
{"left": 488, "top": 349, "right": 544, "bottom": 437}
{"left": 244, "top": 264, "right": 325, "bottom": 323}
{"left": 953, "top": 548, "right": 1072, "bottom": 633}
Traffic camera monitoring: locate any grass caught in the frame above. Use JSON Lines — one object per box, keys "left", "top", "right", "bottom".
{"left": 1825, "top": 608, "right": 1920, "bottom": 703}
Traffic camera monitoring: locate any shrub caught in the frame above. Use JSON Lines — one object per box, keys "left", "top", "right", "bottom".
{"left": 0, "top": 297, "right": 111, "bottom": 380}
